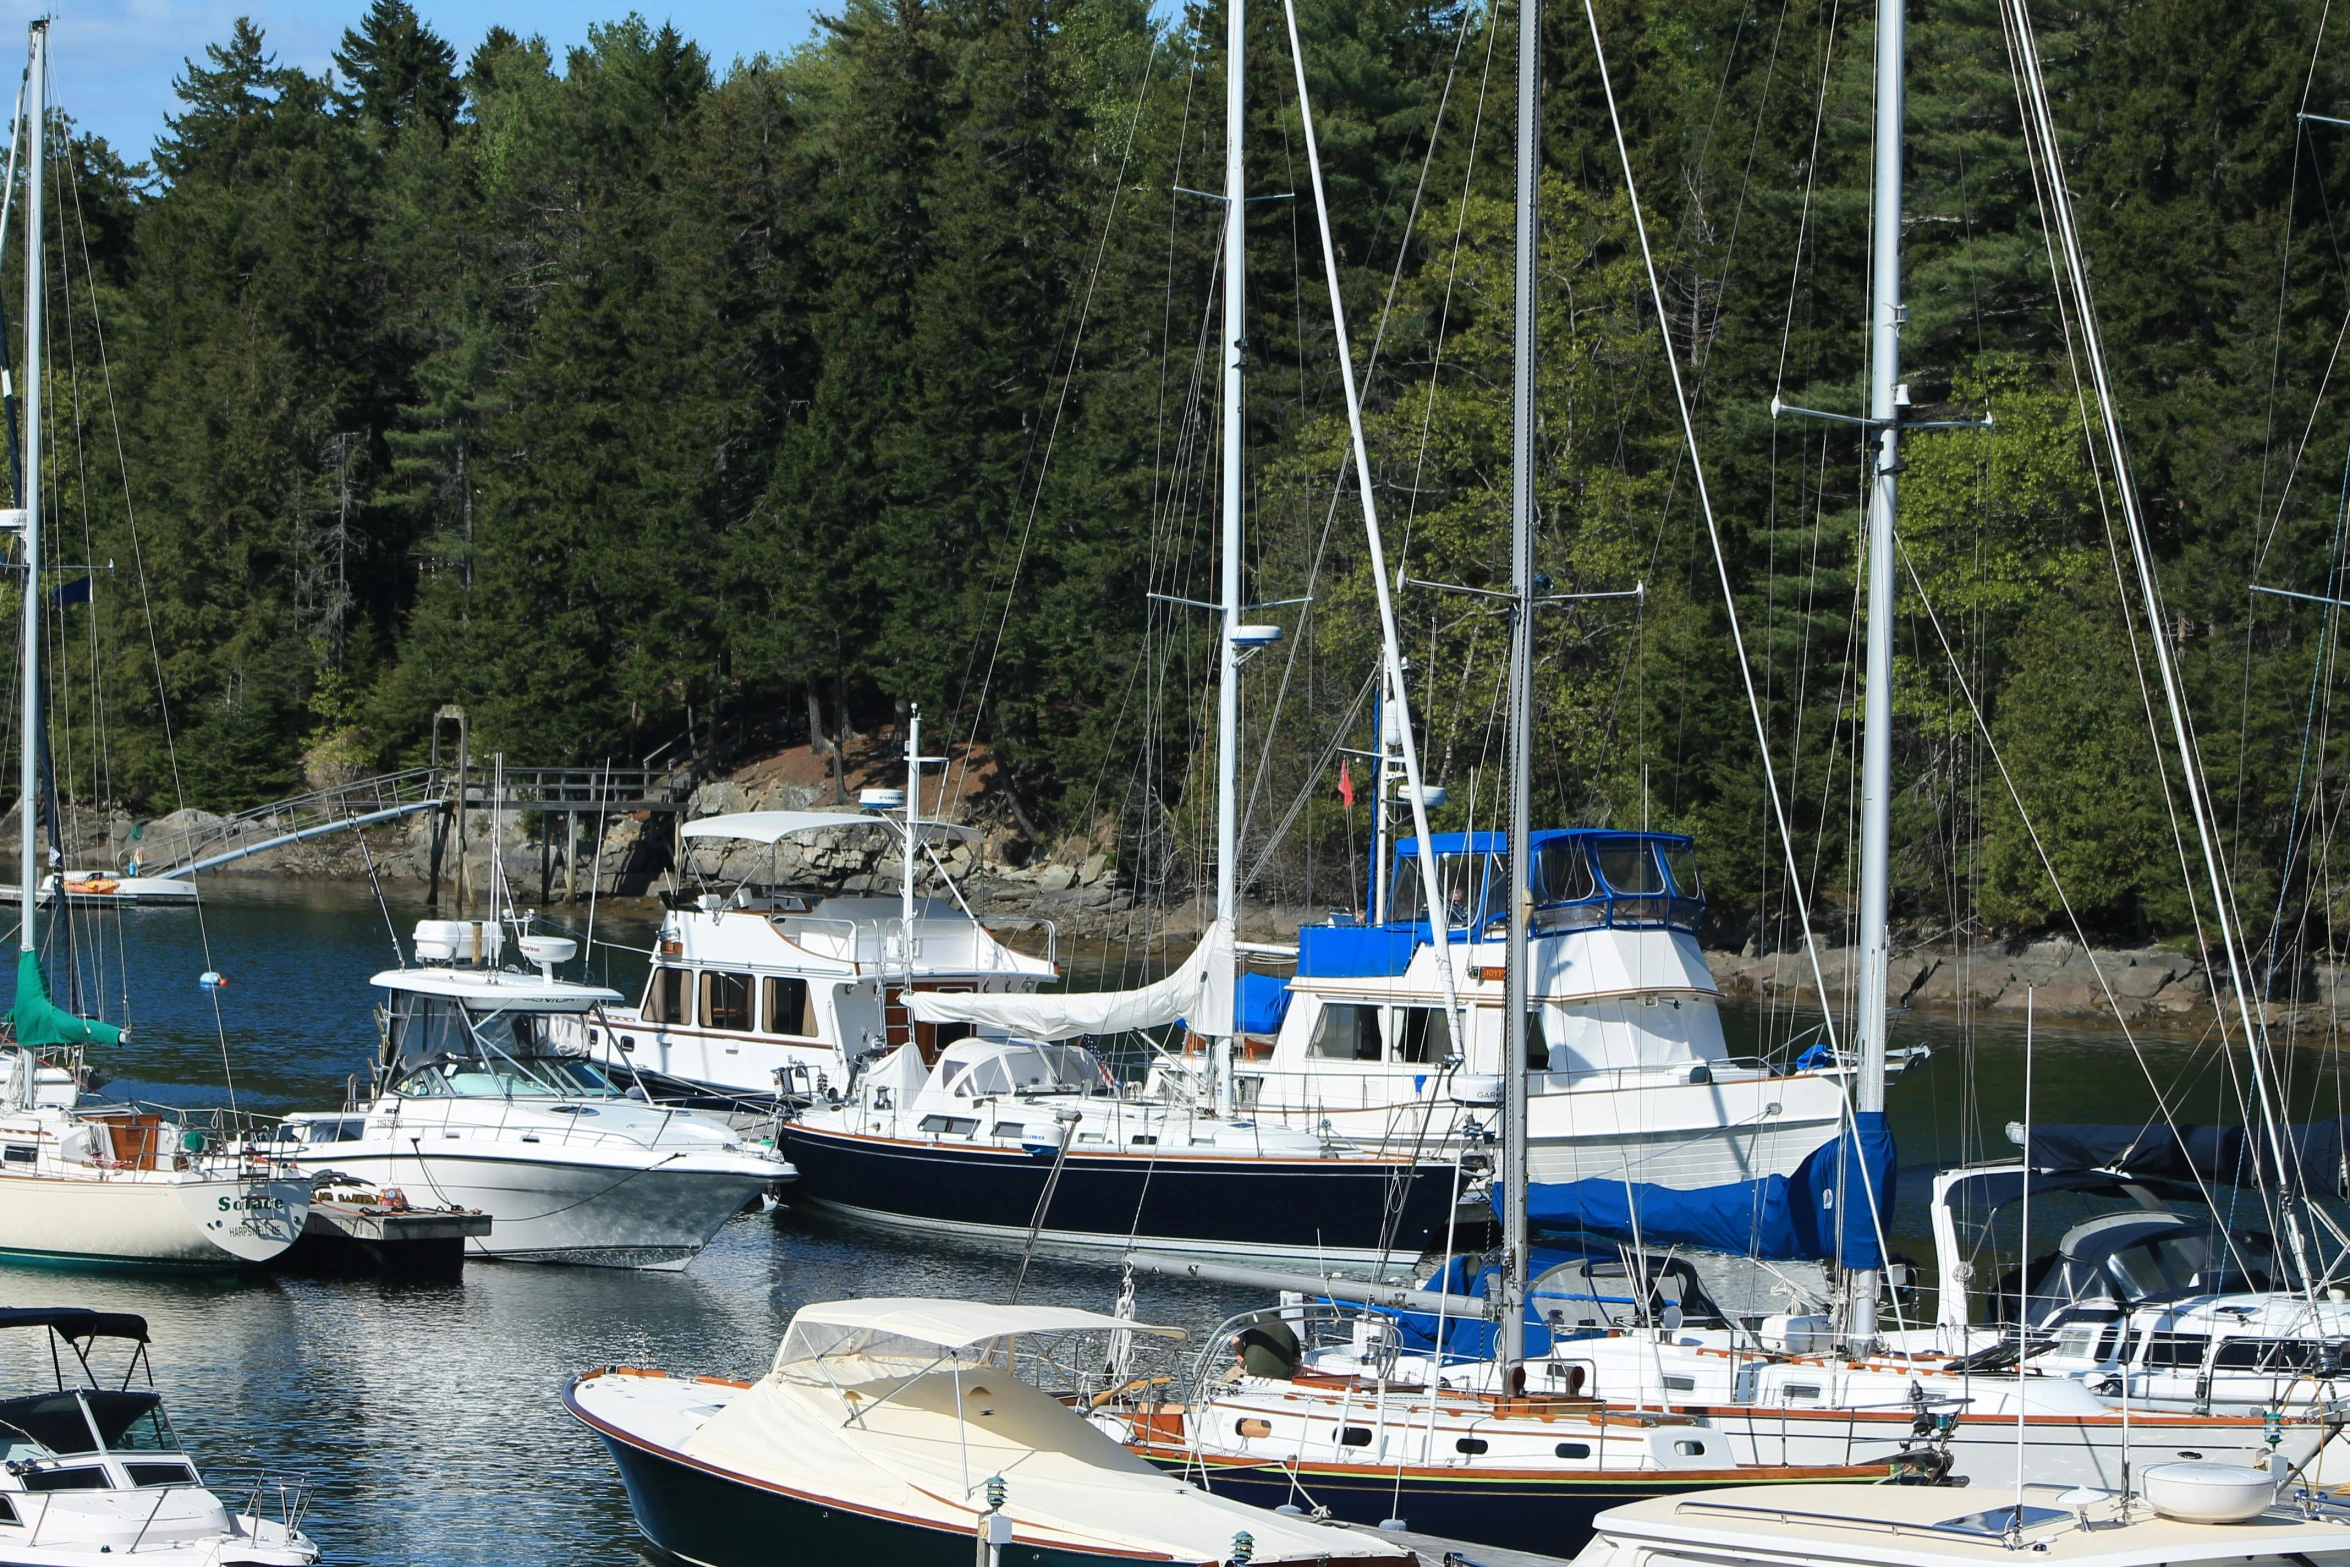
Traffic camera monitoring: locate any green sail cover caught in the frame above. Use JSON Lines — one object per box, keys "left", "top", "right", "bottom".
{"left": 11, "top": 949, "right": 121, "bottom": 1048}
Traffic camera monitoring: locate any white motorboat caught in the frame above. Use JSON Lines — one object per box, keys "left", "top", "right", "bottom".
{"left": 783, "top": 1033, "right": 1457, "bottom": 1261}
{"left": 566, "top": 1297, "right": 1416, "bottom": 1567}
{"left": 275, "top": 918, "right": 793, "bottom": 1268}
{"left": 0, "top": 1306, "right": 315, "bottom": 1564}
{"left": 1568, "top": 1474, "right": 2350, "bottom": 1567}
{"left": 35, "top": 873, "right": 197, "bottom": 909}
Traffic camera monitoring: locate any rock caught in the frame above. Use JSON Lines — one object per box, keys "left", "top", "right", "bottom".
{"left": 1038, "top": 864, "right": 1076, "bottom": 892}
{"left": 1079, "top": 852, "right": 1109, "bottom": 886}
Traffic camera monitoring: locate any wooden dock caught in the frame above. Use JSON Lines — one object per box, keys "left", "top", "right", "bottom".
{"left": 277, "top": 1198, "right": 492, "bottom": 1282}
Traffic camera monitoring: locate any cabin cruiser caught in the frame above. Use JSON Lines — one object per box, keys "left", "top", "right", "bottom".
{"left": 576, "top": 810, "right": 1056, "bottom": 1099}
{"left": 1884, "top": 1148, "right": 2350, "bottom": 1426}
{"left": 567, "top": 1297, "right": 1416, "bottom": 1567}
{"left": 275, "top": 919, "right": 793, "bottom": 1269}
{"left": 0, "top": 1306, "right": 316, "bottom": 1564}
{"left": 784, "top": 1032, "right": 1458, "bottom": 1261}
{"left": 1230, "top": 830, "right": 1919, "bottom": 1190}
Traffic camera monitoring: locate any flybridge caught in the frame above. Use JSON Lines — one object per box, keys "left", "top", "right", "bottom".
{"left": 1304, "top": 829, "right": 1705, "bottom": 980}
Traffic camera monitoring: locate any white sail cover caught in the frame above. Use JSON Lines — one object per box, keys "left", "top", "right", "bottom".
{"left": 904, "top": 919, "right": 1234, "bottom": 1040}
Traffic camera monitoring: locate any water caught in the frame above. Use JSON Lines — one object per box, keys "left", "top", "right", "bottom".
{"left": 0, "top": 887, "right": 2333, "bottom": 1562}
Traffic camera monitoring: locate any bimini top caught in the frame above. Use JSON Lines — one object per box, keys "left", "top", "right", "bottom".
{"left": 0, "top": 1307, "right": 147, "bottom": 1342}
{"left": 1301, "top": 829, "right": 1705, "bottom": 977}
{"left": 681, "top": 810, "right": 980, "bottom": 847}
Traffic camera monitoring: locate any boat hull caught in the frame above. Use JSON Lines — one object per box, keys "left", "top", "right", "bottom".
{"left": 0, "top": 1171, "right": 306, "bottom": 1267}
{"left": 294, "top": 1145, "right": 770, "bottom": 1268}
{"left": 1133, "top": 1447, "right": 1897, "bottom": 1557}
{"left": 782, "top": 1122, "right": 1455, "bottom": 1263}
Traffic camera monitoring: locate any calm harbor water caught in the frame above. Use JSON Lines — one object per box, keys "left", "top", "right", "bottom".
{"left": 0, "top": 883, "right": 2331, "bottom": 1563}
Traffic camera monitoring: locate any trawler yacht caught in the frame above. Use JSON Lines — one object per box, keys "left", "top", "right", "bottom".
{"left": 1229, "top": 829, "right": 1913, "bottom": 1189}
{"left": 576, "top": 810, "right": 1056, "bottom": 1098}
{"left": 276, "top": 918, "right": 793, "bottom": 1268}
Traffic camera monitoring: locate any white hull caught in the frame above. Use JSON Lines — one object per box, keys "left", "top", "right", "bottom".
{"left": 302, "top": 1141, "right": 770, "bottom": 1268}
{"left": 0, "top": 1170, "right": 305, "bottom": 1267}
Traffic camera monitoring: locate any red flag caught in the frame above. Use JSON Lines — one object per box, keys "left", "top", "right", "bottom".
{"left": 1337, "top": 759, "right": 1357, "bottom": 809}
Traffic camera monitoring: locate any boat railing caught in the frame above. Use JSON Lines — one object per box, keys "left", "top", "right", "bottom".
{"left": 769, "top": 915, "right": 869, "bottom": 966}
{"left": 208, "top": 1469, "right": 315, "bottom": 1539}
{"left": 975, "top": 916, "right": 1059, "bottom": 970}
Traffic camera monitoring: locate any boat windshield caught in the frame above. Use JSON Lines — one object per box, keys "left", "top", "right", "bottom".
{"left": 0, "top": 1393, "right": 93, "bottom": 1458}
{"left": 397, "top": 1050, "right": 622, "bottom": 1100}
{"left": 945, "top": 1044, "right": 1106, "bottom": 1098}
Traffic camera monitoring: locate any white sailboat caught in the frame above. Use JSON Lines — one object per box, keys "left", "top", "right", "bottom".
{"left": 0, "top": 21, "right": 307, "bottom": 1269}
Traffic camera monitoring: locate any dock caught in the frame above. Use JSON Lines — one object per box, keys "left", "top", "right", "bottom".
{"left": 277, "top": 1197, "right": 492, "bottom": 1282}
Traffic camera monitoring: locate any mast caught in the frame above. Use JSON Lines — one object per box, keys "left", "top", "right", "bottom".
{"left": 904, "top": 703, "right": 922, "bottom": 990}
{"left": 1497, "top": 0, "right": 1539, "bottom": 1376}
{"left": 1214, "top": 0, "right": 1246, "bottom": 1114}
{"left": 15, "top": 20, "right": 40, "bottom": 956}
{"left": 1848, "top": 0, "right": 1904, "bottom": 1351}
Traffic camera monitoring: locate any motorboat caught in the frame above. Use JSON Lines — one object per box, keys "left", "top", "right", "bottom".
{"left": 1093, "top": 1301, "right": 1914, "bottom": 1554}
{"left": 565, "top": 1297, "right": 1416, "bottom": 1567}
{"left": 0, "top": 1306, "right": 315, "bottom": 1564}
{"left": 571, "top": 808, "right": 1057, "bottom": 1100}
{"left": 34, "top": 873, "right": 197, "bottom": 909}
{"left": 274, "top": 917, "right": 794, "bottom": 1268}
{"left": 783, "top": 1033, "right": 1459, "bottom": 1262}
{"left": 1566, "top": 1475, "right": 2350, "bottom": 1567}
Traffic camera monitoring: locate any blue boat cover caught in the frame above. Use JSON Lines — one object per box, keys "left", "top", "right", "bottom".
{"left": 1296, "top": 924, "right": 1418, "bottom": 978}
{"left": 1178, "top": 972, "right": 1295, "bottom": 1036}
{"left": 1503, "top": 1111, "right": 1897, "bottom": 1270}
{"left": 1238, "top": 973, "right": 1292, "bottom": 1035}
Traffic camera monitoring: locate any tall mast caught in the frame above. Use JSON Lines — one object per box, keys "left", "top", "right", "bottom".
{"left": 16, "top": 20, "right": 41, "bottom": 955}
{"left": 1848, "top": 0, "right": 1904, "bottom": 1350}
{"left": 1214, "top": 0, "right": 1246, "bottom": 1111}
{"left": 1497, "top": 0, "right": 1539, "bottom": 1376}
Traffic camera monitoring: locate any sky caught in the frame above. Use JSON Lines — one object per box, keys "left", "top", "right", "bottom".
{"left": 0, "top": 2, "right": 827, "bottom": 165}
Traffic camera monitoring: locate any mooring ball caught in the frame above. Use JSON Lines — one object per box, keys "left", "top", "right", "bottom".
{"left": 198, "top": 970, "right": 225, "bottom": 988}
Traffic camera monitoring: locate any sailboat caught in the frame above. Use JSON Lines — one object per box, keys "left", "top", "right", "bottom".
{"left": 774, "top": 10, "right": 1462, "bottom": 1261}
{"left": 0, "top": 20, "right": 309, "bottom": 1268}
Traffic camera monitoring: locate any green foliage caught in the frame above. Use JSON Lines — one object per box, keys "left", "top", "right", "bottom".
{"left": 17, "top": 0, "right": 2350, "bottom": 944}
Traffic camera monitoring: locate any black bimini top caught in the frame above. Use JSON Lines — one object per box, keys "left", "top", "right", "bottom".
{"left": 0, "top": 1308, "right": 148, "bottom": 1343}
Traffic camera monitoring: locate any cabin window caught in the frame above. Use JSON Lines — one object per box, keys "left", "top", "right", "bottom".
{"left": 1394, "top": 1007, "right": 1455, "bottom": 1065}
{"left": 917, "top": 1115, "right": 979, "bottom": 1136}
{"left": 1595, "top": 840, "right": 1666, "bottom": 895}
{"left": 763, "top": 976, "right": 816, "bottom": 1037}
{"left": 0, "top": 1394, "right": 95, "bottom": 1454}
{"left": 1661, "top": 844, "right": 1702, "bottom": 899}
{"left": 1535, "top": 841, "right": 1597, "bottom": 904}
{"left": 1339, "top": 1426, "right": 1374, "bottom": 1448}
{"left": 1455, "top": 1438, "right": 1488, "bottom": 1455}
{"left": 1307, "top": 1004, "right": 1381, "bottom": 1061}
{"left": 1782, "top": 1383, "right": 1822, "bottom": 1401}
{"left": 1392, "top": 852, "right": 1504, "bottom": 928}
{"left": 2141, "top": 1333, "right": 2213, "bottom": 1369}
{"left": 643, "top": 967, "right": 689, "bottom": 1025}
{"left": 21, "top": 1466, "right": 107, "bottom": 1492}
{"left": 1662, "top": 1374, "right": 1696, "bottom": 1392}
{"left": 1673, "top": 1440, "right": 1707, "bottom": 1457}
{"left": 1555, "top": 1442, "right": 1591, "bottom": 1459}
{"left": 701, "top": 971, "right": 753, "bottom": 1031}
{"left": 126, "top": 1462, "right": 196, "bottom": 1488}
{"left": 1, "top": 1145, "right": 33, "bottom": 1164}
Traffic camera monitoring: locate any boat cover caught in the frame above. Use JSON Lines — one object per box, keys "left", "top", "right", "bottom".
{"left": 10, "top": 950, "right": 122, "bottom": 1049}
{"left": 1508, "top": 1110, "right": 1896, "bottom": 1268}
{"left": 2011, "top": 1117, "right": 2350, "bottom": 1191}
{"left": 673, "top": 1361, "right": 1409, "bottom": 1564}
{"left": 680, "top": 809, "right": 980, "bottom": 846}
{"left": 777, "top": 1298, "right": 1178, "bottom": 1367}
{"left": 906, "top": 920, "right": 1235, "bottom": 1039}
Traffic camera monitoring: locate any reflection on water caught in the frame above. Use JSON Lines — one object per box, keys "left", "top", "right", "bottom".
{"left": 0, "top": 886, "right": 2331, "bottom": 1561}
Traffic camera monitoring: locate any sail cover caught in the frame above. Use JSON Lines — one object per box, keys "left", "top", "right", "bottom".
{"left": 10, "top": 950, "right": 122, "bottom": 1049}
{"left": 905, "top": 920, "right": 1235, "bottom": 1040}
{"left": 2013, "top": 1118, "right": 2350, "bottom": 1192}
{"left": 1507, "top": 1111, "right": 1896, "bottom": 1269}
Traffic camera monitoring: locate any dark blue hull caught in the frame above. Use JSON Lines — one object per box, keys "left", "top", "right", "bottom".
{"left": 781, "top": 1122, "right": 1455, "bottom": 1261}
{"left": 1146, "top": 1451, "right": 1899, "bottom": 1556}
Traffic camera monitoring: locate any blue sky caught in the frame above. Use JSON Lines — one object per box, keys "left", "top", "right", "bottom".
{"left": 0, "top": 3, "right": 827, "bottom": 165}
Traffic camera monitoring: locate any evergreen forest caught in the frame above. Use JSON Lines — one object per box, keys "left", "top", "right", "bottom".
{"left": 20, "top": 0, "right": 2350, "bottom": 954}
